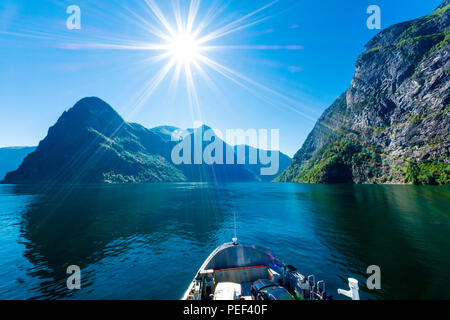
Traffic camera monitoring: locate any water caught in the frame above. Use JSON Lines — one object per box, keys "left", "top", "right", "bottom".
{"left": 0, "top": 183, "right": 449, "bottom": 300}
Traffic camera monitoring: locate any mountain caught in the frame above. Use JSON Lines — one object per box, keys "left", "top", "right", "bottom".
{"left": 278, "top": 1, "right": 450, "bottom": 185}
{"left": 155, "top": 124, "right": 259, "bottom": 182}
{"left": 0, "top": 147, "right": 36, "bottom": 180}
{"left": 2, "top": 97, "right": 290, "bottom": 184}
{"left": 150, "top": 125, "right": 193, "bottom": 142}
{"left": 233, "top": 145, "right": 292, "bottom": 182}
{"left": 3, "top": 97, "right": 186, "bottom": 184}
{"left": 151, "top": 125, "right": 291, "bottom": 182}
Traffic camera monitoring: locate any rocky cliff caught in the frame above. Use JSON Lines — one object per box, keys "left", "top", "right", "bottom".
{"left": 278, "top": 1, "right": 450, "bottom": 185}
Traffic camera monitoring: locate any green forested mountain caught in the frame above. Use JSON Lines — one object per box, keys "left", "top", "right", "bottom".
{"left": 2, "top": 97, "right": 290, "bottom": 184}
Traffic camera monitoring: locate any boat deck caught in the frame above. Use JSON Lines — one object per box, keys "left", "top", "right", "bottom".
{"left": 183, "top": 242, "right": 284, "bottom": 300}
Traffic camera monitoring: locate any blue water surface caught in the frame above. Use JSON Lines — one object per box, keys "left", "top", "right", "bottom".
{"left": 0, "top": 183, "right": 449, "bottom": 299}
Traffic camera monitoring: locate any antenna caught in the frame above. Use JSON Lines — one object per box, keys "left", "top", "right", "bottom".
{"left": 232, "top": 211, "right": 238, "bottom": 245}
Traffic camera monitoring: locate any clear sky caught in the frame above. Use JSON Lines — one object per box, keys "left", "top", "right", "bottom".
{"left": 0, "top": 0, "right": 443, "bottom": 156}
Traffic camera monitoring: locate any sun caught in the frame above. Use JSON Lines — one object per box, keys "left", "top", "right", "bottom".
{"left": 167, "top": 31, "right": 201, "bottom": 65}
{"left": 61, "top": 0, "right": 302, "bottom": 119}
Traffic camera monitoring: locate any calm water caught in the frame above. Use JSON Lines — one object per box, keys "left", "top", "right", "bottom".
{"left": 0, "top": 183, "right": 449, "bottom": 300}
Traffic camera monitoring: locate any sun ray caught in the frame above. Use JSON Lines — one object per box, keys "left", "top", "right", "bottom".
{"left": 171, "top": 0, "right": 185, "bottom": 34}
{"left": 144, "top": 0, "right": 178, "bottom": 38}
{"left": 202, "top": 60, "right": 316, "bottom": 122}
{"left": 58, "top": 42, "right": 169, "bottom": 51}
{"left": 190, "top": 0, "right": 226, "bottom": 38}
{"left": 186, "top": 0, "right": 201, "bottom": 34}
{"left": 197, "top": 54, "right": 318, "bottom": 118}
{"left": 169, "top": 62, "right": 183, "bottom": 92}
{"left": 191, "top": 59, "right": 220, "bottom": 93}
{"left": 122, "top": 5, "right": 173, "bottom": 42}
{"left": 196, "top": 0, "right": 279, "bottom": 44}
{"left": 190, "top": 59, "right": 240, "bottom": 115}
{"left": 200, "top": 58, "right": 315, "bottom": 121}
{"left": 204, "top": 45, "right": 303, "bottom": 50}
{"left": 126, "top": 57, "right": 177, "bottom": 119}
{"left": 184, "top": 63, "right": 202, "bottom": 122}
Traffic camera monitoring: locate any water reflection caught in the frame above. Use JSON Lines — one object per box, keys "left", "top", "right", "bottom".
{"left": 11, "top": 183, "right": 231, "bottom": 299}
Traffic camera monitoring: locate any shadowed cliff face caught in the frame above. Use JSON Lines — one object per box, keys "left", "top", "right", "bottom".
{"left": 278, "top": 2, "right": 450, "bottom": 185}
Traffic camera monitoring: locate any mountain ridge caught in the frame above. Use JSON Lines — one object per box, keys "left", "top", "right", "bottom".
{"left": 2, "top": 97, "right": 290, "bottom": 184}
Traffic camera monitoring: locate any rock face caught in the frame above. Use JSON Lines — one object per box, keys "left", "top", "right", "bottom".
{"left": 278, "top": 1, "right": 450, "bottom": 185}
{"left": 2, "top": 97, "right": 290, "bottom": 184}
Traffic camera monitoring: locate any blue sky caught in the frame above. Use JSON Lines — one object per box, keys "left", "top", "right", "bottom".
{"left": 0, "top": 0, "right": 443, "bottom": 156}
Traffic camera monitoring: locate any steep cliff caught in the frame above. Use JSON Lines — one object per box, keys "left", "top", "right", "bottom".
{"left": 278, "top": 1, "right": 450, "bottom": 185}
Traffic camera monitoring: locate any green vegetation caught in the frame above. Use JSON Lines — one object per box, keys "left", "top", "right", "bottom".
{"left": 405, "top": 161, "right": 450, "bottom": 185}
{"left": 396, "top": 33, "right": 445, "bottom": 48}
{"left": 409, "top": 114, "right": 424, "bottom": 125}
{"left": 429, "top": 4, "right": 450, "bottom": 17}
{"left": 400, "top": 4, "right": 449, "bottom": 40}
{"left": 294, "top": 138, "right": 382, "bottom": 184}
{"left": 291, "top": 138, "right": 449, "bottom": 185}
{"left": 363, "top": 46, "right": 383, "bottom": 55}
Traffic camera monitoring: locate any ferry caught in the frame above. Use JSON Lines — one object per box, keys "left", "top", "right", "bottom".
{"left": 182, "top": 238, "right": 360, "bottom": 300}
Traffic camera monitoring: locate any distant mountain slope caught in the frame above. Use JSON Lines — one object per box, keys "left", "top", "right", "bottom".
{"left": 278, "top": 1, "right": 450, "bottom": 185}
{"left": 0, "top": 147, "right": 36, "bottom": 180}
{"left": 156, "top": 124, "right": 260, "bottom": 182}
{"left": 2, "top": 98, "right": 289, "bottom": 184}
{"left": 233, "top": 145, "right": 291, "bottom": 182}
{"left": 151, "top": 125, "right": 291, "bottom": 182}
{"left": 150, "top": 125, "right": 193, "bottom": 142}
